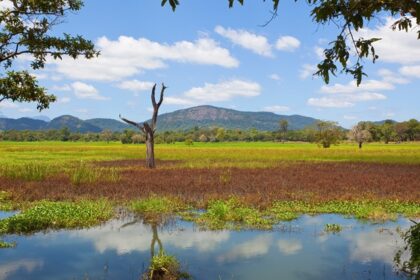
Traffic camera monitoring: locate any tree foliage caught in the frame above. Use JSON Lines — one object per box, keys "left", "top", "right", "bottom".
{"left": 0, "top": 0, "right": 98, "bottom": 110}
{"left": 161, "top": 0, "right": 419, "bottom": 85}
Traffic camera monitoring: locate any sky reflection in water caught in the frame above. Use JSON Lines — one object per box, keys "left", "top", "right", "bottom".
{"left": 0, "top": 214, "right": 413, "bottom": 280}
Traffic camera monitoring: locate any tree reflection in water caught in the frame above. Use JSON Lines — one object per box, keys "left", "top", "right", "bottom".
{"left": 395, "top": 220, "right": 419, "bottom": 279}
{"left": 121, "top": 219, "right": 191, "bottom": 280}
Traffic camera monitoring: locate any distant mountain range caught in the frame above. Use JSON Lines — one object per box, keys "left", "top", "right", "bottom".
{"left": 0, "top": 105, "right": 323, "bottom": 132}
{"left": 0, "top": 105, "right": 403, "bottom": 133}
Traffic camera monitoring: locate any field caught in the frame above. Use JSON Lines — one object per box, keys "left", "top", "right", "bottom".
{"left": 0, "top": 141, "right": 419, "bottom": 230}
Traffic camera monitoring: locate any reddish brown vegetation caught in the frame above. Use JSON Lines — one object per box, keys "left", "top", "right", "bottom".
{"left": 1, "top": 162, "right": 419, "bottom": 206}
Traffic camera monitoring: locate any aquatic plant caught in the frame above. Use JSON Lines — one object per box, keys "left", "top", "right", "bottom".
{"left": 0, "top": 191, "right": 13, "bottom": 211}
{"left": 324, "top": 224, "right": 343, "bottom": 233}
{"left": 0, "top": 240, "right": 15, "bottom": 248}
{"left": 0, "top": 200, "right": 113, "bottom": 234}
{"left": 145, "top": 252, "right": 191, "bottom": 280}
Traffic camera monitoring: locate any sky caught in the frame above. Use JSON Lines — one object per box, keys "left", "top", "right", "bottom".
{"left": 1, "top": 0, "right": 419, "bottom": 128}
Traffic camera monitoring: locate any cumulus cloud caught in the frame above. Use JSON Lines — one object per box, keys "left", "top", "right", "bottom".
{"left": 51, "top": 84, "right": 71, "bottom": 91}
{"left": 0, "top": 0, "right": 13, "bottom": 9}
{"left": 269, "top": 73, "right": 281, "bottom": 81}
{"left": 356, "top": 17, "right": 420, "bottom": 65}
{"left": 51, "top": 36, "right": 239, "bottom": 81}
{"left": 184, "top": 79, "right": 261, "bottom": 103}
{"left": 307, "top": 97, "right": 354, "bottom": 108}
{"left": 57, "top": 96, "right": 71, "bottom": 104}
{"left": 275, "top": 36, "right": 301, "bottom": 52}
{"left": 263, "top": 105, "right": 290, "bottom": 113}
{"left": 277, "top": 239, "right": 303, "bottom": 255}
{"left": 215, "top": 26, "right": 272, "bottom": 57}
{"left": 117, "top": 80, "right": 155, "bottom": 92}
{"left": 0, "top": 259, "right": 43, "bottom": 279}
{"left": 218, "top": 235, "right": 272, "bottom": 262}
{"left": 400, "top": 65, "right": 420, "bottom": 78}
{"left": 0, "top": 100, "right": 18, "bottom": 109}
{"left": 320, "top": 80, "right": 395, "bottom": 94}
{"left": 71, "top": 82, "right": 107, "bottom": 100}
{"left": 300, "top": 64, "right": 317, "bottom": 79}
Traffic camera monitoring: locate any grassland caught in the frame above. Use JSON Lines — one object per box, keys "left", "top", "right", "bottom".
{"left": 0, "top": 141, "right": 419, "bottom": 232}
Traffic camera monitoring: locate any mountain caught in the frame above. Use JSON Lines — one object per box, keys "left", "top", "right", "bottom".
{"left": 85, "top": 118, "right": 129, "bottom": 132}
{"left": 0, "top": 105, "right": 320, "bottom": 132}
{"left": 0, "top": 117, "right": 47, "bottom": 131}
{"left": 153, "top": 105, "right": 319, "bottom": 131}
{"left": 47, "top": 115, "right": 102, "bottom": 133}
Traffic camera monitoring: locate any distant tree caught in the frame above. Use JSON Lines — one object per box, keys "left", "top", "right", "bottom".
{"left": 381, "top": 121, "right": 397, "bottom": 144}
{"left": 0, "top": 0, "right": 98, "bottom": 110}
{"left": 279, "top": 119, "right": 288, "bottom": 143}
{"left": 120, "top": 129, "right": 135, "bottom": 144}
{"left": 215, "top": 128, "right": 226, "bottom": 142}
{"left": 59, "top": 127, "right": 71, "bottom": 142}
{"left": 161, "top": 0, "right": 419, "bottom": 85}
{"left": 348, "top": 122, "right": 372, "bottom": 149}
{"left": 406, "top": 119, "right": 420, "bottom": 141}
{"left": 199, "top": 134, "right": 209, "bottom": 142}
{"left": 315, "top": 121, "right": 341, "bottom": 148}
{"left": 184, "top": 138, "right": 193, "bottom": 145}
{"left": 131, "top": 134, "right": 145, "bottom": 144}
{"left": 120, "top": 83, "right": 166, "bottom": 168}
{"left": 100, "top": 129, "right": 113, "bottom": 143}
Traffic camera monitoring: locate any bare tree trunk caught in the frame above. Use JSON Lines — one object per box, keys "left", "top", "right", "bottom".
{"left": 146, "top": 132, "right": 155, "bottom": 168}
{"left": 359, "top": 141, "right": 362, "bottom": 149}
{"left": 119, "top": 83, "right": 166, "bottom": 169}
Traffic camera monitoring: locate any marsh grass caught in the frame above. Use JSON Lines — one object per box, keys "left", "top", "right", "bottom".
{"left": 0, "top": 163, "right": 54, "bottom": 181}
{"left": 0, "top": 191, "right": 13, "bottom": 211}
{"left": 0, "top": 200, "right": 113, "bottom": 234}
{"left": 69, "top": 161, "right": 120, "bottom": 185}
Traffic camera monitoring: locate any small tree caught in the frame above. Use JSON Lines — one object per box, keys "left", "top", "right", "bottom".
{"left": 100, "top": 129, "right": 113, "bottom": 143}
{"left": 315, "top": 121, "right": 341, "bottom": 148}
{"left": 348, "top": 122, "right": 372, "bottom": 149}
{"left": 120, "top": 83, "right": 166, "bottom": 168}
{"left": 279, "top": 119, "right": 288, "bottom": 143}
{"left": 381, "top": 121, "right": 397, "bottom": 144}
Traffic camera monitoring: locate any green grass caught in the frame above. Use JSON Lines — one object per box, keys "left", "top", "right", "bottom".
{"left": 0, "top": 200, "right": 113, "bottom": 234}
{"left": 131, "top": 197, "right": 420, "bottom": 230}
{"left": 0, "top": 142, "right": 419, "bottom": 171}
{"left": 147, "top": 252, "right": 190, "bottom": 280}
{"left": 0, "top": 162, "right": 54, "bottom": 181}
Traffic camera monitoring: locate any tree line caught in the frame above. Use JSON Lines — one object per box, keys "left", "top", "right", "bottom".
{"left": 1, "top": 119, "right": 418, "bottom": 146}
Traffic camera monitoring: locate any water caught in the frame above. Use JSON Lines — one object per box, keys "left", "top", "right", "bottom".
{"left": 0, "top": 213, "right": 415, "bottom": 280}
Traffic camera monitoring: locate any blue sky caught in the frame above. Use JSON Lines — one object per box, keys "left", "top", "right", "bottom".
{"left": 2, "top": 0, "right": 419, "bottom": 128}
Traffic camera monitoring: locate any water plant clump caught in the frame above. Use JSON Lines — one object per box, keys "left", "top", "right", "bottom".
{"left": 0, "top": 200, "right": 113, "bottom": 234}
{"left": 144, "top": 252, "right": 191, "bottom": 280}
{"left": 0, "top": 163, "right": 54, "bottom": 181}
{"left": 130, "top": 197, "right": 187, "bottom": 222}
{"left": 0, "top": 240, "right": 16, "bottom": 248}
{"left": 324, "top": 223, "right": 343, "bottom": 233}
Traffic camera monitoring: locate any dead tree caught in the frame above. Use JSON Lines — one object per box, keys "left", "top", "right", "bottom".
{"left": 119, "top": 83, "right": 166, "bottom": 168}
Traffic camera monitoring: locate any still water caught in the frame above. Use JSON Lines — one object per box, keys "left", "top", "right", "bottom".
{"left": 0, "top": 213, "right": 414, "bottom": 279}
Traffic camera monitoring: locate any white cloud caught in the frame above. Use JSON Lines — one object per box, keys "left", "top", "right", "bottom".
{"left": 51, "top": 84, "right": 71, "bottom": 91}
{"left": 356, "top": 18, "right": 420, "bottom": 65}
{"left": 18, "top": 108, "right": 33, "bottom": 113}
{"left": 320, "top": 80, "right": 394, "bottom": 94}
{"left": 300, "top": 64, "right": 317, "bottom": 79}
{"left": 164, "top": 96, "right": 195, "bottom": 106}
{"left": 308, "top": 92, "right": 386, "bottom": 108}
{"left": 400, "top": 65, "right": 420, "bottom": 78}
{"left": 184, "top": 79, "right": 261, "bottom": 102}
{"left": 0, "top": 259, "right": 43, "bottom": 279}
{"left": 58, "top": 96, "right": 71, "bottom": 104}
{"left": 0, "top": 101, "right": 18, "bottom": 109}
{"left": 51, "top": 36, "right": 239, "bottom": 81}
{"left": 0, "top": 0, "right": 13, "bottom": 9}
{"left": 314, "top": 46, "right": 325, "bottom": 59}
{"left": 275, "top": 36, "right": 301, "bottom": 52}
{"left": 71, "top": 82, "right": 107, "bottom": 100}
{"left": 378, "top": 68, "right": 410, "bottom": 84}
{"left": 269, "top": 73, "right": 281, "bottom": 81}
{"left": 263, "top": 105, "right": 290, "bottom": 113}
{"left": 218, "top": 235, "right": 272, "bottom": 262}
{"left": 343, "top": 115, "right": 358, "bottom": 120}
{"left": 215, "top": 26, "right": 272, "bottom": 57}
{"left": 307, "top": 97, "right": 354, "bottom": 108}
{"left": 277, "top": 239, "right": 303, "bottom": 255}
{"left": 117, "top": 80, "right": 155, "bottom": 92}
